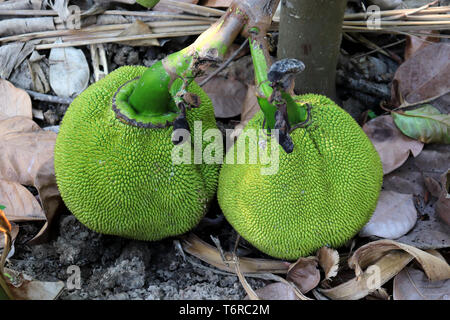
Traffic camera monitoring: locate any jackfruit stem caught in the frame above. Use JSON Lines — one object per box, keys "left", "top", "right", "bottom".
{"left": 249, "top": 33, "right": 308, "bottom": 130}
{"left": 127, "top": 7, "right": 246, "bottom": 119}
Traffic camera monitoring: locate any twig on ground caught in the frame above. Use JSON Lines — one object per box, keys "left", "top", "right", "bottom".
{"left": 26, "top": 90, "right": 74, "bottom": 104}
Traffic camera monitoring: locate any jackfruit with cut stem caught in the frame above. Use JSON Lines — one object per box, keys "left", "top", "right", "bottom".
{"left": 55, "top": 66, "right": 220, "bottom": 240}
{"left": 218, "top": 94, "right": 383, "bottom": 260}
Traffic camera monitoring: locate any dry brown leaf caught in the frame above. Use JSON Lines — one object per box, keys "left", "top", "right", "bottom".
{"left": 0, "top": 180, "right": 46, "bottom": 222}
{"left": 0, "top": 117, "right": 56, "bottom": 186}
{"left": 320, "top": 251, "right": 413, "bottom": 300}
{"left": 349, "top": 240, "right": 450, "bottom": 281}
{"left": 396, "top": 201, "right": 450, "bottom": 250}
{"left": 251, "top": 282, "right": 299, "bottom": 300}
{"left": 0, "top": 79, "right": 32, "bottom": 120}
{"left": 391, "top": 43, "right": 450, "bottom": 107}
{"left": 363, "top": 115, "right": 424, "bottom": 175}
{"left": 196, "top": 76, "right": 247, "bottom": 118}
{"left": 321, "top": 239, "right": 450, "bottom": 300}
{"left": 359, "top": 191, "right": 417, "bottom": 239}
{"left": 116, "top": 20, "right": 160, "bottom": 47}
{"left": 181, "top": 233, "right": 289, "bottom": 274}
{"left": 317, "top": 247, "right": 339, "bottom": 280}
{"left": 393, "top": 267, "right": 450, "bottom": 300}
{"left": 286, "top": 256, "right": 320, "bottom": 294}
{"left": 404, "top": 32, "right": 440, "bottom": 61}
{"left": 0, "top": 116, "right": 61, "bottom": 241}
{"left": 4, "top": 268, "right": 64, "bottom": 300}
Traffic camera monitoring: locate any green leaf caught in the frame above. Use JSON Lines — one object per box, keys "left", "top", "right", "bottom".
{"left": 392, "top": 105, "right": 450, "bottom": 144}
{"left": 0, "top": 205, "right": 5, "bottom": 210}
{"left": 367, "top": 110, "right": 377, "bottom": 119}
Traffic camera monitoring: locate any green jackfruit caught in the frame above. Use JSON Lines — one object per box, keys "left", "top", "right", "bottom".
{"left": 218, "top": 94, "right": 383, "bottom": 260}
{"left": 55, "top": 66, "right": 219, "bottom": 240}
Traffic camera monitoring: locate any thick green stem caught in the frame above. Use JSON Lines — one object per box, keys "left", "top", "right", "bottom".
{"left": 249, "top": 35, "right": 307, "bottom": 129}
{"left": 127, "top": 7, "right": 246, "bottom": 120}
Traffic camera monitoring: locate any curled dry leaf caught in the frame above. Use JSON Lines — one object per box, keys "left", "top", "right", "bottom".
{"left": 0, "top": 116, "right": 61, "bottom": 242}
{"left": 317, "top": 247, "right": 339, "bottom": 280}
{"left": 286, "top": 256, "right": 320, "bottom": 294}
{"left": 349, "top": 240, "right": 450, "bottom": 281}
{"left": 234, "top": 255, "right": 260, "bottom": 300}
{"left": 0, "top": 180, "right": 46, "bottom": 222}
{"left": 320, "top": 239, "right": 450, "bottom": 300}
{"left": 359, "top": 191, "right": 417, "bottom": 240}
{"left": 4, "top": 268, "right": 64, "bottom": 300}
{"left": 320, "top": 251, "right": 413, "bottom": 300}
{"left": 181, "top": 233, "right": 289, "bottom": 274}
{"left": 0, "top": 79, "right": 32, "bottom": 120}
{"left": 49, "top": 46, "right": 90, "bottom": 98}
{"left": 391, "top": 43, "right": 450, "bottom": 108}
{"left": 249, "top": 273, "right": 311, "bottom": 300}
{"left": 0, "top": 117, "right": 56, "bottom": 186}
{"left": 363, "top": 115, "right": 423, "bottom": 175}
{"left": 404, "top": 32, "right": 440, "bottom": 61}
{"left": 392, "top": 105, "right": 450, "bottom": 144}
{"left": 393, "top": 267, "right": 450, "bottom": 300}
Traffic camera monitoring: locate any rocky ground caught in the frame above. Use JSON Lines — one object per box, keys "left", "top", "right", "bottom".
{"left": 8, "top": 213, "right": 266, "bottom": 300}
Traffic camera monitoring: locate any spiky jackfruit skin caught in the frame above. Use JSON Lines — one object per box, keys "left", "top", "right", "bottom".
{"left": 218, "top": 94, "right": 383, "bottom": 260}
{"left": 55, "top": 66, "right": 219, "bottom": 240}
